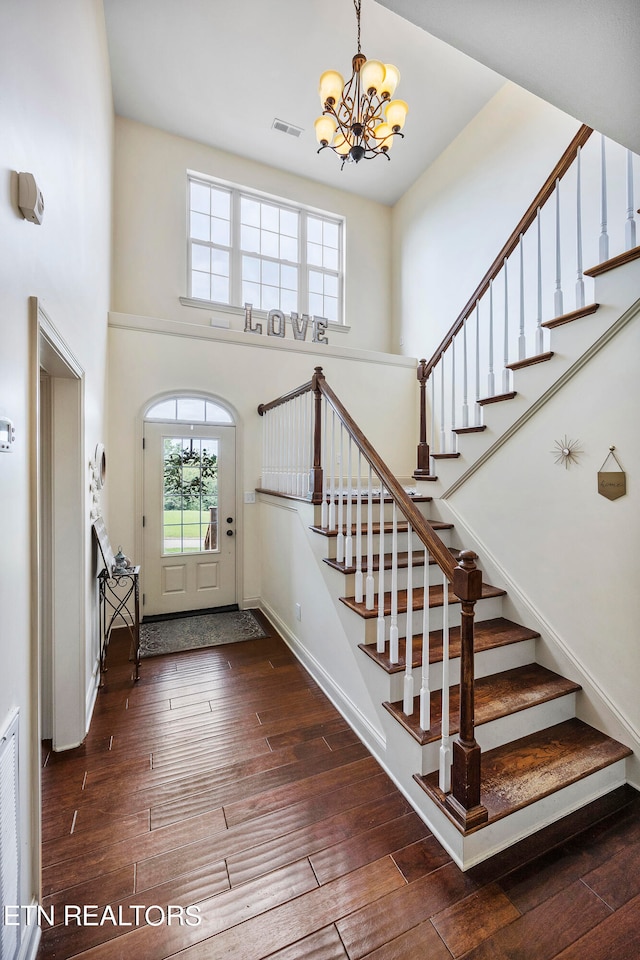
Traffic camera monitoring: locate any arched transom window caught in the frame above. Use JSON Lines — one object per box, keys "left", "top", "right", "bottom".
{"left": 145, "top": 396, "right": 234, "bottom": 424}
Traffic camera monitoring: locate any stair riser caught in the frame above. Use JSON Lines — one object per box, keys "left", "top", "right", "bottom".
{"left": 462, "top": 759, "right": 629, "bottom": 870}
{"left": 339, "top": 560, "right": 465, "bottom": 595}
{"left": 385, "top": 637, "right": 537, "bottom": 699}
{"left": 362, "top": 596, "right": 505, "bottom": 644}
{"left": 415, "top": 695, "right": 577, "bottom": 776}
{"left": 318, "top": 499, "right": 433, "bottom": 525}
{"left": 323, "top": 527, "right": 453, "bottom": 560}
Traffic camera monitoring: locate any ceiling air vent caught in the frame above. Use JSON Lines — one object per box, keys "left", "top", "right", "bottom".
{"left": 272, "top": 118, "right": 303, "bottom": 138}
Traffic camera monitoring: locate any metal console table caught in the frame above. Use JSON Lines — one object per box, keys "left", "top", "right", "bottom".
{"left": 98, "top": 565, "right": 141, "bottom": 682}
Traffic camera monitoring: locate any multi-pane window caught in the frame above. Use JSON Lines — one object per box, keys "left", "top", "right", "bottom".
{"left": 188, "top": 175, "right": 343, "bottom": 323}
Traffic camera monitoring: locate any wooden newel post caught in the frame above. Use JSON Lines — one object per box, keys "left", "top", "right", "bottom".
{"left": 310, "top": 366, "right": 324, "bottom": 504}
{"left": 446, "top": 550, "right": 489, "bottom": 829}
{"left": 413, "top": 359, "right": 431, "bottom": 479}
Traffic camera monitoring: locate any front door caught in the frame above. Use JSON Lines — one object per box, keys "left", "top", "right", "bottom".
{"left": 143, "top": 422, "right": 236, "bottom": 615}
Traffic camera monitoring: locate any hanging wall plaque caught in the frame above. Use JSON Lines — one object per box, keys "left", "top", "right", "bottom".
{"left": 597, "top": 447, "right": 626, "bottom": 501}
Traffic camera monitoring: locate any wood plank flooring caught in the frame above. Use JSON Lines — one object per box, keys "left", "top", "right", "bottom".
{"left": 38, "top": 612, "right": 640, "bottom": 960}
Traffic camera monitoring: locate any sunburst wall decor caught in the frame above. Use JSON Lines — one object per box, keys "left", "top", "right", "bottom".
{"left": 552, "top": 435, "right": 582, "bottom": 469}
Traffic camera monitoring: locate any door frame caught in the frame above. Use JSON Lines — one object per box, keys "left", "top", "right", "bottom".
{"left": 31, "top": 298, "right": 86, "bottom": 752}
{"left": 135, "top": 390, "right": 244, "bottom": 614}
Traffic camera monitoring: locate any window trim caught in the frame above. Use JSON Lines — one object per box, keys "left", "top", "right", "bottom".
{"left": 186, "top": 171, "right": 346, "bottom": 325}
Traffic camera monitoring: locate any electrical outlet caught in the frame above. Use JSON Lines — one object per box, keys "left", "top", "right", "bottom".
{"left": 295, "top": 603, "right": 302, "bottom": 621}
{"left": 244, "top": 491, "right": 256, "bottom": 503}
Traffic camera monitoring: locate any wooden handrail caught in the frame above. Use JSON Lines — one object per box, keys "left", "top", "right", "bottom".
{"left": 317, "top": 374, "right": 457, "bottom": 584}
{"left": 421, "top": 124, "right": 593, "bottom": 380}
{"left": 257, "top": 379, "right": 313, "bottom": 415}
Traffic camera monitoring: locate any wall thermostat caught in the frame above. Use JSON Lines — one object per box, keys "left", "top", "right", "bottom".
{"left": 0, "top": 417, "right": 16, "bottom": 452}
{"left": 18, "top": 172, "right": 45, "bottom": 225}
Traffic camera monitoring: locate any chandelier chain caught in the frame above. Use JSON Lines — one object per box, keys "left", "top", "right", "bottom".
{"left": 353, "top": 0, "right": 361, "bottom": 54}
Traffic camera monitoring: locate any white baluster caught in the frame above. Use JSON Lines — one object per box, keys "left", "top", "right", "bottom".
{"left": 502, "top": 257, "right": 510, "bottom": 392}
{"left": 389, "top": 502, "right": 399, "bottom": 663}
{"left": 430, "top": 373, "right": 437, "bottom": 471}
{"left": 535, "top": 208, "right": 544, "bottom": 354}
{"left": 599, "top": 134, "right": 609, "bottom": 263}
{"left": 365, "top": 465, "right": 375, "bottom": 609}
{"left": 554, "top": 178, "right": 564, "bottom": 318}
{"left": 438, "top": 571, "right": 451, "bottom": 794}
{"left": 403, "top": 522, "right": 414, "bottom": 715}
{"left": 419, "top": 550, "right": 431, "bottom": 731}
{"left": 287, "top": 401, "right": 293, "bottom": 493}
{"left": 276, "top": 406, "right": 283, "bottom": 491}
{"left": 474, "top": 301, "right": 482, "bottom": 425}
{"left": 376, "top": 482, "right": 386, "bottom": 652}
{"left": 626, "top": 148, "right": 637, "bottom": 251}
{"left": 450, "top": 336, "right": 457, "bottom": 449}
{"left": 461, "top": 318, "right": 469, "bottom": 428}
{"left": 336, "top": 422, "right": 345, "bottom": 563}
{"left": 519, "top": 235, "right": 526, "bottom": 360}
{"left": 487, "top": 280, "right": 495, "bottom": 397}
{"left": 345, "top": 436, "right": 353, "bottom": 568}
{"left": 439, "top": 358, "right": 446, "bottom": 454}
{"left": 328, "top": 409, "right": 336, "bottom": 530}
{"left": 576, "top": 145, "right": 585, "bottom": 309}
{"left": 355, "top": 449, "right": 363, "bottom": 603}
{"left": 296, "top": 396, "right": 302, "bottom": 496}
{"left": 321, "top": 397, "right": 329, "bottom": 528}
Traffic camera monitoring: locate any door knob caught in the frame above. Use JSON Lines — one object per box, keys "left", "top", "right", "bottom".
{"left": 226, "top": 529, "right": 234, "bottom": 537}
{"left": 226, "top": 517, "right": 233, "bottom": 523}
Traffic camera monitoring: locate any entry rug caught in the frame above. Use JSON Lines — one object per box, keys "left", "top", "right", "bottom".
{"left": 139, "top": 609, "right": 267, "bottom": 658}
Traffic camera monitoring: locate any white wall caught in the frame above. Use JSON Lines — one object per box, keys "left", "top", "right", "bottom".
{"left": 107, "top": 318, "right": 417, "bottom": 610}
{"left": 391, "top": 83, "right": 581, "bottom": 358}
{"left": 0, "top": 0, "right": 112, "bottom": 925}
{"left": 112, "top": 117, "right": 393, "bottom": 354}
{"left": 447, "top": 304, "right": 640, "bottom": 768}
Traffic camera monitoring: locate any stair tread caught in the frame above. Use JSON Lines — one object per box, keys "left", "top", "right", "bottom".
{"left": 506, "top": 351, "right": 554, "bottom": 371}
{"left": 383, "top": 663, "right": 581, "bottom": 745}
{"left": 341, "top": 582, "right": 506, "bottom": 618}
{"left": 310, "top": 519, "right": 453, "bottom": 538}
{"left": 541, "top": 301, "right": 599, "bottom": 329}
{"left": 477, "top": 391, "right": 517, "bottom": 406}
{"left": 324, "top": 546, "right": 459, "bottom": 576}
{"left": 584, "top": 244, "right": 640, "bottom": 278}
{"left": 358, "top": 617, "right": 540, "bottom": 673}
{"left": 453, "top": 425, "right": 487, "bottom": 435}
{"left": 415, "top": 719, "right": 632, "bottom": 832}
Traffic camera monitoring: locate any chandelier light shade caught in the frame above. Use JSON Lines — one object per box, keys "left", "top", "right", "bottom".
{"left": 315, "top": 0, "right": 408, "bottom": 167}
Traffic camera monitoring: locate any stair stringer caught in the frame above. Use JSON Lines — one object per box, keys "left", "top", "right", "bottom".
{"left": 428, "top": 494, "right": 639, "bottom": 789}
{"left": 424, "top": 258, "right": 640, "bottom": 496}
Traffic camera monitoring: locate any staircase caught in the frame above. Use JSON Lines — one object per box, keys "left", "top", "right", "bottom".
{"left": 307, "top": 496, "right": 631, "bottom": 868}
{"left": 256, "top": 126, "right": 638, "bottom": 869}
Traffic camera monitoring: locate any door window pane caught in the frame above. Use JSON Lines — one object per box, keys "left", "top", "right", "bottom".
{"left": 162, "top": 437, "right": 219, "bottom": 554}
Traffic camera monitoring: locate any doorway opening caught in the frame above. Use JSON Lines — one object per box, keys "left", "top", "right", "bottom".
{"left": 34, "top": 300, "right": 86, "bottom": 753}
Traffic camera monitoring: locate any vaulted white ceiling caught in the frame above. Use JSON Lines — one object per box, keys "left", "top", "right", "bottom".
{"left": 103, "top": 0, "right": 504, "bottom": 205}
{"left": 104, "top": 0, "right": 639, "bottom": 207}
{"left": 378, "top": 0, "right": 640, "bottom": 156}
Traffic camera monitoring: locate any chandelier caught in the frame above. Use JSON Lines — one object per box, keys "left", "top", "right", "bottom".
{"left": 314, "top": 0, "right": 408, "bottom": 167}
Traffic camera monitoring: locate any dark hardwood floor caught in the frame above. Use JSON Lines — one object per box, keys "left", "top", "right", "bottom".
{"left": 38, "top": 612, "right": 640, "bottom": 960}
